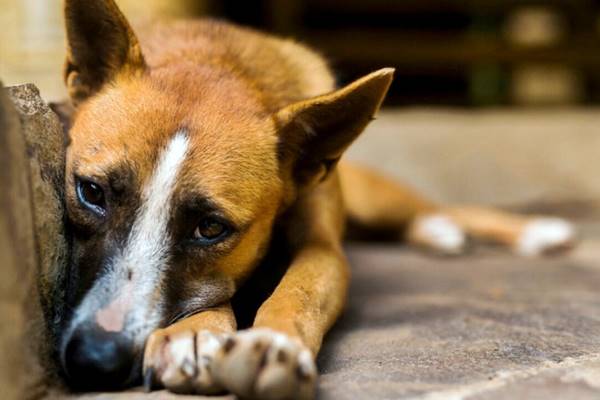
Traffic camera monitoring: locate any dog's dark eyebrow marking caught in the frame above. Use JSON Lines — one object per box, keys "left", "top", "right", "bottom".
{"left": 178, "top": 193, "right": 249, "bottom": 232}
{"left": 181, "top": 194, "right": 230, "bottom": 219}
{"left": 179, "top": 191, "right": 215, "bottom": 211}
{"left": 106, "top": 163, "right": 136, "bottom": 194}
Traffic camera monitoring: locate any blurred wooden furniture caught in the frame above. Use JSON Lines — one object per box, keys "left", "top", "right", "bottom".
{"left": 250, "top": 0, "right": 600, "bottom": 106}
{"left": 4, "top": 0, "right": 600, "bottom": 106}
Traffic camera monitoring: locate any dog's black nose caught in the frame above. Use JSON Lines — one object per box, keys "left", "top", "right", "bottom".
{"left": 63, "top": 326, "right": 135, "bottom": 390}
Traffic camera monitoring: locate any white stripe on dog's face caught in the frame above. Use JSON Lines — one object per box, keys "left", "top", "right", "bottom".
{"left": 68, "top": 131, "right": 190, "bottom": 344}
{"left": 99, "top": 131, "right": 190, "bottom": 332}
{"left": 121, "top": 131, "right": 189, "bottom": 284}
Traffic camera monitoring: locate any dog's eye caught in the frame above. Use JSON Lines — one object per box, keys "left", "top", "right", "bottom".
{"left": 77, "top": 179, "right": 106, "bottom": 215}
{"left": 193, "top": 218, "right": 229, "bottom": 244}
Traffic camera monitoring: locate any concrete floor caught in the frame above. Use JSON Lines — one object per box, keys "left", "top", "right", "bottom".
{"left": 318, "top": 239, "right": 600, "bottom": 399}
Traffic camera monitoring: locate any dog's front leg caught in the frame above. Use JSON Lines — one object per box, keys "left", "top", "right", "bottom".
{"left": 209, "top": 243, "right": 349, "bottom": 400}
{"left": 143, "top": 303, "right": 236, "bottom": 394}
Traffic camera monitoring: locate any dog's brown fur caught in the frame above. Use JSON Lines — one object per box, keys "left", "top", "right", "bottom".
{"left": 57, "top": 1, "right": 575, "bottom": 398}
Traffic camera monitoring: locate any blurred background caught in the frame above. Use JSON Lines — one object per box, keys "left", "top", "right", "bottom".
{"left": 2, "top": 0, "right": 600, "bottom": 211}
{"left": 4, "top": 0, "right": 600, "bottom": 106}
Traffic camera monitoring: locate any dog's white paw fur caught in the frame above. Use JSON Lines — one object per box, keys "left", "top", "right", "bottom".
{"left": 143, "top": 329, "right": 224, "bottom": 394}
{"left": 516, "top": 217, "right": 575, "bottom": 256}
{"left": 211, "top": 328, "right": 317, "bottom": 400}
{"left": 144, "top": 328, "right": 316, "bottom": 399}
{"left": 410, "top": 214, "right": 466, "bottom": 255}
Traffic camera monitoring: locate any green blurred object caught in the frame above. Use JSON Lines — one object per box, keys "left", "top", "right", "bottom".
{"left": 470, "top": 63, "right": 507, "bottom": 106}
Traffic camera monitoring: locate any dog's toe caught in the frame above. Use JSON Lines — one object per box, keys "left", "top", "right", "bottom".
{"left": 254, "top": 344, "right": 316, "bottom": 400}
{"left": 192, "top": 330, "right": 225, "bottom": 394}
{"left": 160, "top": 331, "right": 197, "bottom": 393}
{"left": 212, "top": 328, "right": 317, "bottom": 400}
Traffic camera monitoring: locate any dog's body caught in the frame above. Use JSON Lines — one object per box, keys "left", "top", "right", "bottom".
{"left": 55, "top": 1, "right": 575, "bottom": 398}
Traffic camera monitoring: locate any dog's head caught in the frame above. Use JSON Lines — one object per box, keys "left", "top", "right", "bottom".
{"left": 59, "top": 0, "right": 392, "bottom": 389}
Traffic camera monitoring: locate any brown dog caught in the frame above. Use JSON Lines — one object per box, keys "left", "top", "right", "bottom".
{"left": 57, "top": 0, "right": 575, "bottom": 398}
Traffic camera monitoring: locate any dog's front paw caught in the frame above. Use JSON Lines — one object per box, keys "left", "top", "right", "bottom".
{"left": 143, "top": 328, "right": 224, "bottom": 394}
{"left": 212, "top": 328, "right": 317, "bottom": 400}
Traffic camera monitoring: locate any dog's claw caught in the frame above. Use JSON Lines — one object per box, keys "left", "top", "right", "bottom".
{"left": 143, "top": 367, "right": 155, "bottom": 392}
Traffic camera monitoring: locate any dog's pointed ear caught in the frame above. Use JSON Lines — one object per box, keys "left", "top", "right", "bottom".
{"left": 64, "top": 0, "right": 146, "bottom": 105}
{"left": 275, "top": 68, "right": 394, "bottom": 186}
